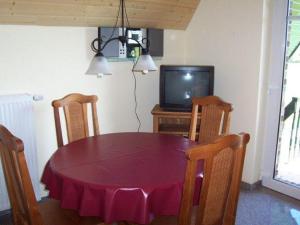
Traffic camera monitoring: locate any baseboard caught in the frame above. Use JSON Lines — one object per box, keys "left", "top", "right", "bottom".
{"left": 0, "top": 208, "right": 10, "bottom": 216}
{"left": 0, "top": 196, "right": 48, "bottom": 216}
{"left": 241, "top": 180, "right": 262, "bottom": 191}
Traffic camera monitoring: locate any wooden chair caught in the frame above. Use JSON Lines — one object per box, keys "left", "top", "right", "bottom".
{"left": 0, "top": 125, "right": 105, "bottom": 225}
{"left": 151, "top": 133, "right": 250, "bottom": 225}
{"left": 52, "top": 93, "right": 100, "bottom": 147}
{"left": 189, "top": 96, "right": 233, "bottom": 144}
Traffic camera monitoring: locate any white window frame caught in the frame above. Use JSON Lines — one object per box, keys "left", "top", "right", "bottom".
{"left": 261, "top": 0, "right": 300, "bottom": 199}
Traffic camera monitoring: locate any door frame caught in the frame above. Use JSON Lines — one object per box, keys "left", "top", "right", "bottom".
{"left": 261, "top": 0, "right": 300, "bottom": 200}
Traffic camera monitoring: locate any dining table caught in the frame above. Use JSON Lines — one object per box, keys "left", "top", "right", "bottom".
{"left": 41, "top": 132, "right": 203, "bottom": 224}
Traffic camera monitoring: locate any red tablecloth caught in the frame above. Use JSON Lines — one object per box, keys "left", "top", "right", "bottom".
{"left": 41, "top": 132, "right": 203, "bottom": 224}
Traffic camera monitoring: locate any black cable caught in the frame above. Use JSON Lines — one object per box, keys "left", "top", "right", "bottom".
{"left": 126, "top": 0, "right": 140, "bottom": 132}
{"left": 131, "top": 61, "right": 141, "bottom": 132}
{"left": 124, "top": 0, "right": 131, "bottom": 28}
{"left": 132, "top": 71, "right": 141, "bottom": 132}
{"left": 120, "top": 0, "right": 141, "bottom": 131}
{"left": 104, "top": 0, "right": 121, "bottom": 43}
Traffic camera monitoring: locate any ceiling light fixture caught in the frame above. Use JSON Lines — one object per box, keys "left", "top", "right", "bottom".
{"left": 86, "top": 0, "right": 158, "bottom": 77}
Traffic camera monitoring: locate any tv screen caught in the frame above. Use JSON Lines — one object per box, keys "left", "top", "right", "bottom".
{"left": 160, "top": 65, "right": 214, "bottom": 111}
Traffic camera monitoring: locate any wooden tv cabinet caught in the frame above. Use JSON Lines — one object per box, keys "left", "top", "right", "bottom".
{"left": 151, "top": 104, "right": 200, "bottom": 137}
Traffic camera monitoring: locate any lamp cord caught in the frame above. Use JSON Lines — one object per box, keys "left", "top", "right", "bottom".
{"left": 109, "top": 0, "right": 141, "bottom": 132}
{"left": 125, "top": 1, "right": 140, "bottom": 132}
{"left": 105, "top": 1, "right": 121, "bottom": 42}
{"left": 131, "top": 61, "right": 141, "bottom": 132}
{"left": 124, "top": 0, "right": 131, "bottom": 28}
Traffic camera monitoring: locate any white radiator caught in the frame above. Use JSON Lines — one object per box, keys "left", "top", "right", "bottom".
{"left": 0, "top": 94, "right": 41, "bottom": 211}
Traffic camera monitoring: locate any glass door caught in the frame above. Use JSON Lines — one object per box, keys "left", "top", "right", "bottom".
{"left": 275, "top": 1, "right": 300, "bottom": 188}
{"left": 262, "top": 0, "right": 300, "bottom": 199}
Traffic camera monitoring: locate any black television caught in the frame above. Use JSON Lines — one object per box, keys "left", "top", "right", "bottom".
{"left": 159, "top": 65, "right": 214, "bottom": 111}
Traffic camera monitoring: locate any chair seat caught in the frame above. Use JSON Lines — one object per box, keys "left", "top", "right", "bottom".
{"left": 39, "top": 199, "right": 105, "bottom": 225}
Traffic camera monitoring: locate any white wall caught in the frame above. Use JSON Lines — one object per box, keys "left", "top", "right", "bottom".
{"left": 184, "top": 0, "right": 268, "bottom": 184}
{"left": 0, "top": 0, "right": 273, "bottom": 188}
{"left": 0, "top": 26, "right": 185, "bottom": 193}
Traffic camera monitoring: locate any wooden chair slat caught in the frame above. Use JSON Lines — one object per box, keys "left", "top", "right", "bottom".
{"left": 0, "top": 125, "right": 44, "bottom": 225}
{"left": 52, "top": 93, "right": 100, "bottom": 147}
{"left": 0, "top": 124, "right": 105, "bottom": 225}
{"left": 151, "top": 133, "right": 250, "bottom": 225}
{"left": 189, "top": 96, "right": 233, "bottom": 144}
{"left": 53, "top": 107, "right": 64, "bottom": 147}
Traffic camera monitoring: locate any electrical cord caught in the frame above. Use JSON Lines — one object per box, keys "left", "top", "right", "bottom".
{"left": 125, "top": 1, "right": 140, "bottom": 132}
{"left": 131, "top": 60, "right": 141, "bottom": 132}
{"left": 101, "top": 1, "right": 121, "bottom": 44}
{"left": 124, "top": 0, "right": 131, "bottom": 28}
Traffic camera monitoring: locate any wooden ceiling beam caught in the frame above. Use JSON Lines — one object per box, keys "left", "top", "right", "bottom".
{"left": 0, "top": 0, "right": 200, "bottom": 29}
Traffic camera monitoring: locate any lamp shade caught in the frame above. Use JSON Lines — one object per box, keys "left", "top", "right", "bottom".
{"left": 86, "top": 53, "right": 112, "bottom": 76}
{"left": 132, "top": 53, "right": 158, "bottom": 73}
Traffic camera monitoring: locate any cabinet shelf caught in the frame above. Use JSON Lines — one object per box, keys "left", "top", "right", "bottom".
{"left": 159, "top": 124, "right": 190, "bottom": 132}
{"left": 151, "top": 105, "right": 200, "bottom": 137}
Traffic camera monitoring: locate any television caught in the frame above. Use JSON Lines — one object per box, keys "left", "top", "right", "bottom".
{"left": 159, "top": 65, "right": 214, "bottom": 111}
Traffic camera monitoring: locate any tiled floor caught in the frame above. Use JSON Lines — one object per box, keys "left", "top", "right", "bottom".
{"left": 0, "top": 186, "right": 300, "bottom": 225}
{"left": 236, "top": 187, "right": 300, "bottom": 225}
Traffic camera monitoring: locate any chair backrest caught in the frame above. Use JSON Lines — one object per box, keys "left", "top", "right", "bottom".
{"left": 189, "top": 96, "right": 233, "bottom": 144}
{"left": 52, "top": 93, "right": 100, "bottom": 147}
{"left": 179, "top": 133, "right": 250, "bottom": 225}
{"left": 0, "top": 125, "right": 44, "bottom": 225}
